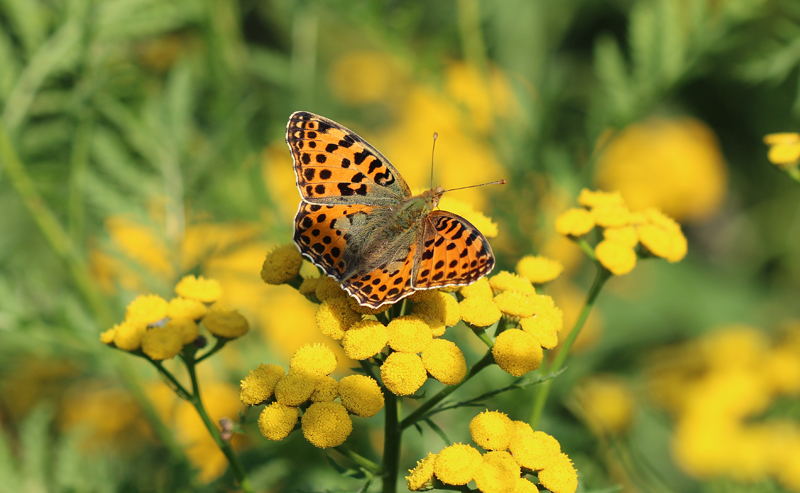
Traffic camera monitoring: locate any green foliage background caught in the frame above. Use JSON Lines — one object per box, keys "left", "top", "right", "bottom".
{"left": 0, "top": 0, "right": 799, "bottom": 491}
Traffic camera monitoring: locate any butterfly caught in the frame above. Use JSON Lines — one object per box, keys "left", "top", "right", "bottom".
{"left": 286, "top": 111, "right": 496, "bottom": 309}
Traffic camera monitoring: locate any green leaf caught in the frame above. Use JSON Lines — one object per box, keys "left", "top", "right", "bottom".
{"left": 0, "top": 0, "right": 48, "bottom": 58}
{"left": 594, "top": 35, "right": 634, "bottom": 125}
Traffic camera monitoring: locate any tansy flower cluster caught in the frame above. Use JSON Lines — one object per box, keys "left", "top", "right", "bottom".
{"left": 406, "top": 410, "right": 578, "bottom": 493}
{"left": 555, "top": 188, "right": 688, "bottom": 275}
{"left": 240, "top": 343, "right": 384, "bottom": 449}
{"left": 647, "top": 324, "right": 800, "bottom": 490}
{"left": 764, "top": 132, "right": 800, "bottom": 170}
{"left": 101, "top": 275, "right": 249, "bottom": 360}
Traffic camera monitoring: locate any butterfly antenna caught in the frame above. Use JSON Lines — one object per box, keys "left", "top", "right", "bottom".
{"left": 430, "top": 132, "right": 438, "bottom": 190}
{"left": 442, "top": 180, "right": 507, "bottom": 194}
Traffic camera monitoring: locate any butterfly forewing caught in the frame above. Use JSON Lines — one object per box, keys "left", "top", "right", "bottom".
{"left": 287, "top": 111, "right": 411, "bottom": 206}
{"left": 413, "top": 211, "right": 495, "bottom": 289}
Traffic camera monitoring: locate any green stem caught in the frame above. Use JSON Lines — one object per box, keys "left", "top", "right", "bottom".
{"left": 528, "top": 265, "right": 611, "bottom": 429}
{"left": 194, "top": 337, "right": 228, "bottom": 364}
{"left": 153, "top": 361, "right": 192, "bottom": 400}
{"left": 334, "top": 446, "right": 381, "bottom": 474}
{"left": 382, "top": 391, "right": 401, "bottom": 493}
{"left": 785, "top": 165, "right": 800, "bottom": 184}
{"left": 399, "top": 350, "right": 495, "bottom": 430}
{"left": 185, "top": 355, "right": 254, "bottom": 492}
{"left": 457, "top": 0, "right": 489, "bottom": 77}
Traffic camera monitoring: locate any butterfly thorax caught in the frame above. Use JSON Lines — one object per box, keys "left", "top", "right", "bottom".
{"left": 387, "top": 186, "right": 444, "bottom": 234}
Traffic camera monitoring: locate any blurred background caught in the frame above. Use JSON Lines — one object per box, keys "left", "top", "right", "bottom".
{"left": 1, "top": 0, "right": 799, "bottom": 491}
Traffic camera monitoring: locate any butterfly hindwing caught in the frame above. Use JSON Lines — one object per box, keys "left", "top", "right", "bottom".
{"left": 413, "top": 211, "right": 495, "bottom": 289}
{"left": 341, "top": 238, "right": 419, "bottom": 308}
{"left": 287, "top": 111, "right": 412, "bottom": 206}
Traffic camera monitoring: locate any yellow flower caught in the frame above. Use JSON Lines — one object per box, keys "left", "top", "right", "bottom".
{"left": 595, "top": 239, "right": 637, "bottom": 275}
{"left": 380, "top": 352, "right": 427, "bottom": 396}
{"left": 260, "top": 244, "right": 303, "bottom": 285}
{"left": 555, "top": 208, "right": 595, "bottom": 237}
{"left": 473, "top": 451, "right": 521, "bottom": 493}
{"left": 290, "top": 343, "right": 337, "bottom": 377}
{"left": 577, "top": 188, "right": 625, "bottom": 208}
{"left": 315, "top": 297, "right": 362, "bottom": 340}
{"left": 141, "top": 326, "right": 183, "bottom": 360}
{"left": 572, "top": 376, "right": 635, "bottom": 436}
{"left": 310, "top": 375, "right": 339, "bottom": 402}
{"left": 638, "top": 208, "right": 688, "bottom": 262}
{"left": 99, "top": 327, "right": 116, "bottom": 344}
{"left": 764, "top": 132, "right": 800, "bottom": 169}
{"left": 445, "top": 61, "right": 516, "bottom": 134}
{"left": 421, "top": 339, "right": 467, "bottom": 385}
{"left": 166, "top": 297, "right": 207, "bottom": 320}
{"left": 764, "top": 347, "right": 800, "bottom": 394}
{"left": 338, "top": 374, "right": 384, "bottom": 417}
{"left": 298, "top": 276, "right": 321, "bottom": 297}
{"left": 434, "top": 443, "right": 483, "bottom": 486}
{"left": 595, "top": 117, "right": 728, "bottom": 222}
{"left": 537, "top": 453, "right": 578, "bottom": 493}
{"left": 519, "top": 306, "right": 562, "bottom": 349}
{"left": 492, "top": 329, "right": 543, "bottom": 377}
{"left": 493, "top": 291, "right": 538, "bottom": 319}
{"left": 508, "top": 430, "right": 561, "bottom": 471}
{"left": 603, "top": 226, "right": 639, "bottom": 247}
{"left": 165, "top": 318, "right": 199, "bottom": 345}
{"left": 258, "top": 402, "right": 298, "bottom": 441}
{"left": 591, "top": 203, "right": 633, "bottom": 228}
{"left": 489, "top": 271, "right": 535, "bottom": 295}
{"left": 469, "top": 410, "right": 514, "bottom": 451}
{"left": 202, "top": 309, "right": 249, "bottom": 339}
{"left": 174, "top": 275, "right": 223, "bottom": 303}
{"left": 112, "top": 320, "right": 147, "bottom": 351}
{"left": 515, "top": 255, "right": 563, "bottom": 284}
{"left": 341, "top": 319, "right": 389, "bottom": 360}
{"left": 274, "top": 372, "right": 318, "bottom": 406}
{"left": 387, "top": 315, "right": 433, "bottom": 353}
{"left": 315, "top": 276, "right": 347, "bottom": 302}
{"left": 460, "top": 277, "right": 494, "bottom": 299}
{"left": 240, "top": 363, "right": 285, "bottom": 406}
{"left": 329, "top": 51, "right": 403, "bottom": 104}
{"left": 125, "top": 294, "right": 168, "bottom": 324}
{"left": 513, "top": 477, "right": 539, "bottom": 492}
{"left": 459, "top": 296, "right": 502, "bottom": 327}
{"left": 301, "top": 401, "right": 353, "bottom": 448}
{"left": 412, "top": 291, "right": 461, "bottom": 327}
{"left": 438, "top": 195, "right": 499, "bottom": 238}
{"left": 407, "top": 452, "right": 437, "bottom": 491}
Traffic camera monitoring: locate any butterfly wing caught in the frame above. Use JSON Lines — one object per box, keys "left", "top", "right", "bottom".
{"left": 287, "top": 111, "right": 412, "bottom": 206}
{"left": 340, "top": 237, "right": 419, "bottom": 309}
{"left": 412, "top": 211, "right": 495, "bottom": 289}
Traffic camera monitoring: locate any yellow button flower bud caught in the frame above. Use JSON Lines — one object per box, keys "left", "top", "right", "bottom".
{"left": 538, "top": 452, "right": 578, "bottom": 493}
{"left": 341, "top": 320, "right": 389, "bottom": 360}
{"left": 421, "top": 339, "right": 467, "bottom": 385}
{"left": 520, "top": 310, "right": 561, "bottom": 349}
{"left": 299, "top": 276, "right": 321, "bottom": 297}
{"left": 595, "top": 239, "right": 637, "bottom": 275}
{"left": 310, "top": 376, "right": 339, "bottom": 403}
{"left": 165, "top": 318, "right": 199, "bottom": 345}
{"left": 514, "top": 477, "right": 539, "bottom": 492}
{"left": 274, "top": 372, "right": 318, "bottom": 406}
{"left": 260, "top": 244, "right": 303, "bottom": 285}
{"left": 603, "top": 225, "right": 639, "bottom": 247}
{"left": 406, "top": 452, "right": 437, "bottom": 491}
{"left": 258, "top": 402, "right": 298, "bottom": 441}
{"left": 387, "top": 315, "right": 433, "bottom": 353}
{"left": 492, "top": 329, "right": 543, "bottom": 377}
{"left": 174, "top": 275, "right": 222, "bottom": 303}
{"left": 764, "top": 132, "right": 800, "bottom": 169}
{"left": 592, "top": 203, "right": 633, "bottom": 228}
{"left": 290, "top": 343, "right": 337, "bottom": 377}
{"left": 509, "top": 430, "right": 561, "bottom": 471}
{"left": 412, "top": 291, "right": 461, "bottom": 327}
{"left": 315, "top": 298, "right": 362, "bottom": 340}
{"left": 380, "top": 352, "right": 427, "bottom": 396}
{"left": 489, "top": 271, "right": 535, "bottom": 295}
{"left": 433, "top": 443, "right": 482, "bottom": 486}
{"left": 240, "top": 363, "right": 285, "bottom": 405}
{"left": 516, "top": 255, "right": 563, "bottom": 284}
{"left": 203, "top": 309, "right": 249, "bottom": 339}
{"left": 113, "top": 320, "right": 147, "bottom": 351}
{"left": 126, "top": 294, "right": 168, "bottom": 325}
{"left": 638, "top": 208, "right": 687, "bottom": 262}
{"left": 315, "top": 276, "right": 347, "bottom": 302}
{"left": 555, "top": 208, "right": 595, "bottom": 237}
{"left": 470, "top": 410, "right": 514, "bottom": 451}
{"left": 577, "top": 188, "right": 625, "bottom": 208}
{"left": 166, "top": 297, "right": 207, "bottom": 320}
{"left": 460, "top": 277, "right": 494, "bottom": 299}
{"left": 459, "top": 297, "right": 502, "bottom": 328}
{"left": 301, "top": 401, "right": 353, "bottom": 448}
{"left": 473, "top": 451, "right": 520, "bottom": 493}
{"left": 100, "top": 327, "right": 117, "bottom": 344}
{"left": 493, "top": 291, "right": 538, "bottom": 319}
{"left": 338, "top": 374, "right": 384, "bottom": 417}
{"left": 141, "top": 326, "right": 183, "bottom": 360}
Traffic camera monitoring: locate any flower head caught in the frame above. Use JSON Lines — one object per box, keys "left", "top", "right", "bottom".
{"left": 493, "top": 291, "right": 538, "bottom": 319}
{"left": 764, "top": 132, "right": 800, "bottom": 169}
{"left": 592, "top": 203, "right": 633, "bottom": 228}
{"left": 473, "top": 451, "right": 520, "bottom": 493}
{"left": 387, "top": 315, "right": 433, "bottom": 353}
{"left": 315, "top": 276, "right": 347, "bottom": 302}
{"left": 141, "top": 326, "right": 183, "bottom": 360}
{"left": 165, "top": 318, "right": 199, "bottom": 345}
{"left": 460, "top": 277, "right": 494, "bottom": 299}
{"left": 538, "top": 453, "right": 578, "bottom": 493}
{"left": 174, "top": 275, "right": 222, "bottom": 303}
{"left": 492, "top": 329, "right": 543, "bottom": 376}
{"left": 341, "top": 319, "right": 389, "bottom": 360}
{"left": 406, "top": 452, "right": 437, "bottom": 491}
{"left": 516, "top": 255, "right": 563, "bottom": 284}
{"left": 489, "top": 271, "right": 535, "bottom": 295}
{"left": 555, "top": 208, "right": 595, "bottom": 237}
{"left": 167, "top": 297, "right": 207, "bottom": 320}
{"left": 301, "top": 401, "right": 353, "bottom": 448}
{"left": 310, "top": 375, "right": 339, "bottom": 402}
{"left": 508, "top": 430, "right": 561, "bottom": 471}
{"left": 338, "top": 374, "right": 384, "bottom": 417}
{"left": 260, "top": 244, "right": 303, "bottom": 285}
{"left": 380, "top": 351, "right": 427, "bottom": 396}
{"left": 595, "top": 239, "right": 637, "bottom": 275}
{"left": 470, "top": 410, "right": 514, "bottom": 451}
{"left": 202, "top": 309, "right": 249, "bottom": 339}
{"left": 412, "top": 291, "right": 461, "bottom": 328}
{"left": 126, "top": 294, "right": 168, "bottom": 324}
{"left": 274, "top": 372, "right": 318, "bottom": 406}
{"left": 434, "top": 443, "right": 483, "bottom": 486}
{"left": 638, "top": 209, "right": 687, "bottom": 262}
{"left": 112, "top": 320, "right": 147, "bottom": 351}
{"left": 603, "top": 226, "right": 639, "bottom": 247}
{"left": 100, "top": 327, "right": 117, "bottom": 344}
{"left": 315, "top": 297, "right": 362, "bottom": 340}
{"left": 421, "top": 339, "right": 467, "bottom": 385}
{"left": 258, "top": 402, "right": 298, "bottom": 441}
{"left": 290, "top": 343, "right": 337, "bottom": 377}
{"left": 298, "top": 276, "right": 321, "bottom": 297}
{"left": 573, "top": 376, "right": 635, "bottom": 436}
{"left": 240, "top": 363, "right": 285, "bottom": 405}
{"left": 578, "top": 188, "right": 625, "bottom": 208}
{"left": 459, "top": 296, "right": 502, "bottom": 328}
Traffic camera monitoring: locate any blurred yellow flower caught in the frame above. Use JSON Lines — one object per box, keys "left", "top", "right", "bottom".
{"left": 167, "top": 297, "right": 207, "bottom": 320}
{"left": 572, "top": 376, "right": 636, "bottom": 436}
{"left": 516, "top": 255, "right": 564, "bottom": 284}
{"left": 125, "top": 294, "right": 168, "bottom": 324}
{"left": 555, "top": 208, "right": 595, "bottom": 237}
{"left": 202, "top": 309, "right": 249, "bottom": 339}
{"left": 595, "top": 117, "right": 728, "bottom": 222}
{"left": 113, "top": 320, "right": 147, "bottom": 351}
{"left": 141, "top": 326, "right": 183, "bottom": 360}
{"left": 260, "top": 244, "right": 303, "bottom": 285}
{"left": 595, "top": 239, "right": 637, "bottom": 275}
{"left": 764, "top": 132, "right": 800, "bottom": 169}
{"left": 175, "top": 275, "right": 223, "bottom": 303}
{"left": 329, "top": 51, "right": 405, "bottom": 105}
